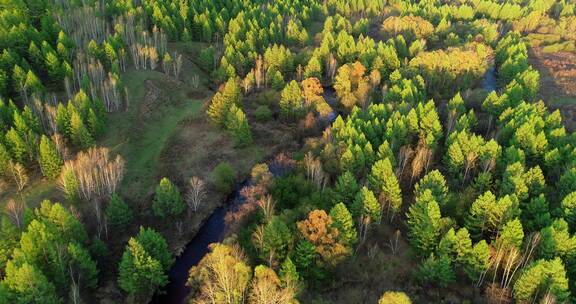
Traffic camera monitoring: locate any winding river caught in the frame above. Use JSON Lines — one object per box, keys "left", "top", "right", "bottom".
{"left": 151, "top": 162, "right": 287, "bottom": 304}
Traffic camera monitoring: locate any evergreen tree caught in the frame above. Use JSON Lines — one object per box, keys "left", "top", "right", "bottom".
{"left": 225, "top": 104, "right": 252, "bottom": 147}
{"left": 521, "top": 194, "right": 551, "bottom": 232}
{"left": 279, "top": 257, "right": 299, "bottom": 288}
{"left": 334, "top": 171, "right": 360, "bottom": 205}
{"left": 466, "top": 191, "right": 518, "bottom": 239}
{"left": 304, "top": 56, "right": 322, "bottom": 79}
{"left": 118, "top": 238, "right": 168, "bottom": 301}
{"left": 5, "top": 128, "right": 31, "bottom": 164}
{"left": 271, "top": 71, "right": 285, "bottom": 90}
{"left": 368, "top": 158, "right": 402, "bottom": 215}
{"left": 67, "top": 242, "right": 99, "bottom": 289}
{"left": 496, "top": 219, "right": 524, "bottom": 249}
{"left": 539, "top": 219, "right": 576, "bottom": 259}
{"left": 414, "top": 170, "right": 448, "bottom": 207}
{"left": 38, "top": 135, "right": 62, "bottom": 180}
{"left": 437, "top": 227, "right": 472, "bottom": 264}
{"left": 87, "top": 109, "right": 104, "bottom": 138}
{"left": 463, "top": 240, "right": 490, "bottom": 284}
{"left": 70, "top": 111, "right": 94, "bottom": 149}
{"left": 206, "top": 92, "right": 229, "bottom": 126}
{"left": 261, "top": 217, "right": 292, "bottom": 266}
{"left": 406, "top": 189, "right": 443, "bottom": 256}
{"left": 0, "top": 143, "right": 11, "bottom": 176}
{"left": 152, "top": 178, "right": 185, "bottom": 218}
{"left": 2, "top": 262, "right": 61, "bottom": 304}
{"left": 55, "top": 103, "right": 70, "bottom": 136}
{"left": 60, "top": 166, "right": 79, "bottom": 202}
{"left": 106, "top": 193, "right": 133, "bottom": 230}
{"left": 561, "top": 191, "right": 576, "bottom": 232}
{"left": 329, "top": 203, "right": 358, "bottom": 247}
{"left": 293, "top": 240, "right": 318, "bottom": 279}
{"left": 416, "top": 254, "right": 455, "bottom": 288}
{"left": 279, "top": 80, "right": 303, "bottom": 120}
{"left": 352, "top": 186, "right": 381, "bottom": 226}
{"left": 135, "top": 227, "right": 174, "bottom": 271}
{"left": 513, "top": 258, "right": 570, "bottom": 303}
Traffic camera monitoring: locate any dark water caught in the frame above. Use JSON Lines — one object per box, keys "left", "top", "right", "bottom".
{"left": 482, "top": 65, "right": 497, "bottom": 92}
{"left": 151, "top": 162, "right": 288, "bottom": 304}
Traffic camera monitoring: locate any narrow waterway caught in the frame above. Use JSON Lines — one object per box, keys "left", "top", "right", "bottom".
{"left": 483, "top": 65, "right": 498, "bottom": 92}
{"left": 151, "top": 162, "right": 287, "bottom": 304}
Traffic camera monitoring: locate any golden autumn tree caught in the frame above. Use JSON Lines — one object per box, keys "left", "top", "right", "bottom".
{"left": 297, "top": 210, "right": 350, "bottom": 267}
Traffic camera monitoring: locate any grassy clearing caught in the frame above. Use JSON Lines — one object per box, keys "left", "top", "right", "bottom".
{"left": 100, "top": 53, "right": 211, "bottom": 202}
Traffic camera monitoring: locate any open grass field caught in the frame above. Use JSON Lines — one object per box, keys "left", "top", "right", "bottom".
{"left": 100, "top": 62, "right": 209, "bottom": 203}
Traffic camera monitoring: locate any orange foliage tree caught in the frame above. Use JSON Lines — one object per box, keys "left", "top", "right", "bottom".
{"left": 297, "top": 209, "right": 350, "bottom": 267}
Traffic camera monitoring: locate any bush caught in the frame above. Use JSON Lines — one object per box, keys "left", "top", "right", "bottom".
{"left": 212, "top": 162, "right": 237, "bottom": 193}
{"left": 256, "top": 90, "right": 280, "bottom": 105}
{"left": 271, "top": 174, "right": 315, "bottom": 209}
{"left": 254, "top": 105, "right": 273, "bottom": 122}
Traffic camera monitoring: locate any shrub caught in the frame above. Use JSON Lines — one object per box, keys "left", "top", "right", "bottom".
{"left": 254, "top": 105, "right": 273, "bottom": 122}
{"left": 212, "top": 162, "right": 237, "bottom": 193}
{"left": 256, "top": 90, "right": 280, "bottom": 105}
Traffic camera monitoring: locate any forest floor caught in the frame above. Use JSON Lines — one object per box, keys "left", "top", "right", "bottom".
{"left": 529, "top": 47, "right": 576, "bottom": 130}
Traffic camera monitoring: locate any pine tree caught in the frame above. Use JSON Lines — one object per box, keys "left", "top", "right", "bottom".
{"left": 67, "top": 242, "right": 99, "bottom": 289}
{"left": 2, "top": 262, "right": 61, "bottom": 304}
{"left": 304, "top": 56, "right": 322, "bottom": 79}
{"left": 106, "top": 193, "right": 133, "bottom": 230}
{"left": 293, "top": 240, "right": 318, "bottom": 279}
{"left": 271, "top": 71, "right": 285, "bottom": 90}
{"left": 496, "top": 219, "right": 524, "bottom": 249}
{"left": 368, "top": 158, "right": 402, "bottom": 215}
{"left": 60, "top": 166, "right": 79, "bottom": 202}
{"left": 152, "top": 177, "right": 185, "bottom": 218}
{"left": 279, "top": 257, "right": 299, "bottom": 288}
{"left": 437, "top": 227, "right": 472, "bottom": 264}
{"left": 0, "top": 143, "right": 11, "bottom": 176}
{"left": 329, "top": 202, "right": 358, "bottom": 247}
{"left": 55, "top": 103, "right": 70, "bottom": 136}
{"left": 225, "top": 105, "right": 252, "bottom": 147}
{"left": 538, "top": 219, "right": 576, "bottom": 259}
{"left": 414, "top": 170, "right": 448, "bottom": 207}
{"left": 561, "top": 191, "right": 576, "bottom": 232}
{"left": 521, "top": 194, "right": 551, "bottom": 232}
{"left": 352, "top": 186, "right": 381, "bottom": 225}
{"left": 416, "top": 254, "right": 455, "bottom": 288}
{"left": 513, "top": 258, "right": 570, "bottom": 303}
{"left": 463, "top": 240, "right": 490, "bottom": 284}
{"left": 5, "top": 128, "right": 31, "bottom": 164}
{"left": 135, "top": 227, "right": 174, "bottom": 271}
{"left": 279, "top": 80, "right": 303, "bottom": 120}
{"left": 38, "top": 135, "right": 63, "bottom": 180}
{"left": 406, "top": 189, "right": 443, "bottom": 256}
{"left": 466, "top": 191, "right": 518, "bottom": 239}
{"left": 206, "top": 92, "right": 230, "bottom": 126}
{"left": 87, "top": 109, "right": 104, "bottom": 138}
{"left": 261, "top": 217, "right": 292, "bottom": 266}
{"left": 70, "top": 111, "right": 94, "bottom": 149}
{"left": 118, "top": 238, "right": 168, "bottom": 300}
{"left": 333, "top": 171, "right": 360, "bottom": 205}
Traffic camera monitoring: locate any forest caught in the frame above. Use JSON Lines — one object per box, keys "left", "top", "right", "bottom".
{"left": 1, "top": 0, "right": 576, "bottom": 303}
